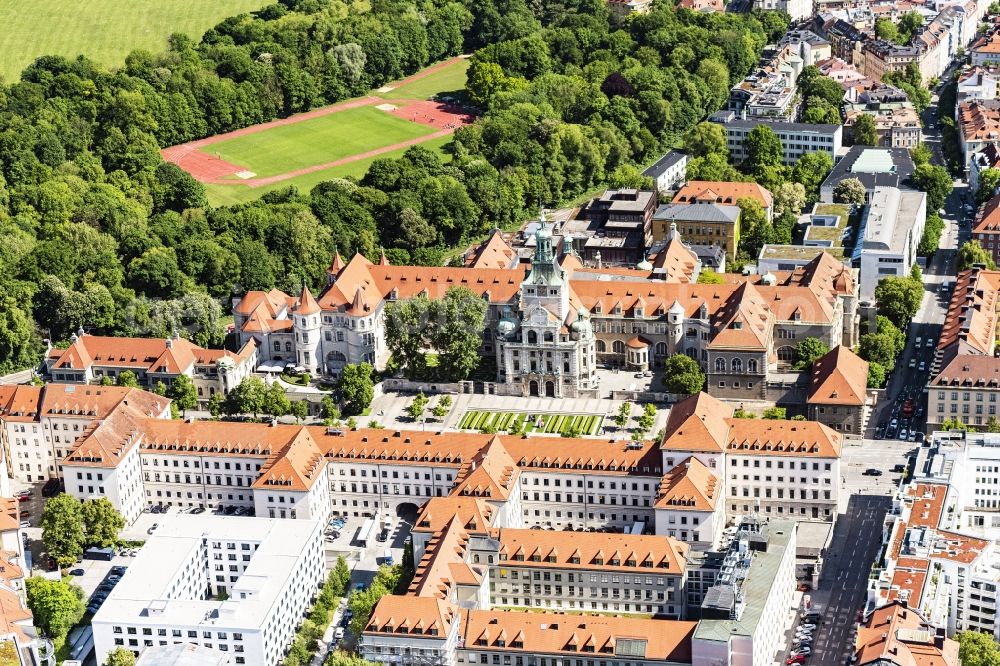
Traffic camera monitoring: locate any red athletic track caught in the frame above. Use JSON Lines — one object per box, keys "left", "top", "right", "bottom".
{"left": 160, "top": 57, "right": 473, "bottom": 188}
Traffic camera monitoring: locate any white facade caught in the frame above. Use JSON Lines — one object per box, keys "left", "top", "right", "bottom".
{"left": 92, "top": 515, "right": 324, "bottom": 666}
{"left": 858, "top": 187, "right": 927, "bottom": 301}
{"left": 65, "top": 441, "right": 145, "bottom": 525}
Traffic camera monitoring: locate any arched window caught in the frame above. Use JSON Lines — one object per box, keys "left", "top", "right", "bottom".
{"left": 613, "top": 340, "right": 626, "bottom": 354}
{"left": 543, "top": 331, "right": 554, "bottom": 342}
{"left": 732, "top": 358, "right": 743, "bottom": 373}
{"left": 686, "top": 347, "right": 698, "bottom": 359}
{"left": 715, "top": 358, "right": 726, "bottom": 372}
{"left": 654, "top": 342, "right": 667, "bottom": 357}
{"left": 777, "top": 346, "right": 796, "bottom": 362}
{"left": 285, "top": 342, "right": 292, "bottom": 352}
{"left": 527, "top": 331, "right": 537, "bottom": 344}
{"left": 748, "top": 359, "right": 758, "bottom": 373}
{"left": 596, "top": 340, "right": 607, "bottom": 353}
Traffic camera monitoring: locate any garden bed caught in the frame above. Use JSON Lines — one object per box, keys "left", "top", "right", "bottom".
{"left": 458, "top": 410, "right": 602, "bottom": 436}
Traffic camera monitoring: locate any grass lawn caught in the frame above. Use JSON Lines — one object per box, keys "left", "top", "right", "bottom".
{"left": 201, "top": 105, "right": 438, "bottom": 178}
{"left": 0, "top": 0, "right": 271, "bottom": 82}
{"left": 204, "top": 134, "right": 451, "bottom": 206}
{"left": 379, "top": 58, "right": 469, "bottom": 101}
{"left": 458, "top": 410, "right": 603, "bottom": 436}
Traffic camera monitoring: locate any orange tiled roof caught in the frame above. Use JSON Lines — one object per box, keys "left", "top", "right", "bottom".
{"left": 902, "top": 483, "right": 948, "bottom": 529}
{"left": 40, "top": 384, "right": 169, "bottom": 421}
{"left": 496, "top": 528, "right": 688, "bottom": 574}
{"left": 467, "top": 230, "right": 517, "bottom": 270}
{"left": 654, "top": 457, "right": 720, "bottom": 511}
{"left": 409, "top": 516, "right": 476, "bottom": 599}
{"left": 414, "top": 497, "right": 496, "bottom": 534}
{"left": 451, "top": 436, "right": 520, "bottom": 500}
{"left": 0, "top": 386, "right": 41, "bottom": 422}
{"left": 674, "top": 181, "right": 773, "bottom": 210}
{"left": 808, "top": 346, "right": 869, "bottom": 406}
{"left": 462, "top": 610, "right": 696, "bottom": 660}
{"left": 365, "top": 595, "right": 457, "bottom": 636}
{"left": 937, "top": 268, "right": 1000, "bottom": 355}
{"left": 958, "top": 100, "right": 1000, "bottom": 143}
{"left": 661, "top": 393, "right": 733, "bottom": 453}
{"left": 48, "top": 334, "right": 248, "bottom": 375}
{"left": 726, "top": 419, "right": 842, "bottom": 458}
{"left": 293, "top": 286, "right": 321, "bottom": 315}
{"left": 855, "top": 602, "right": 959, "bottom": 666}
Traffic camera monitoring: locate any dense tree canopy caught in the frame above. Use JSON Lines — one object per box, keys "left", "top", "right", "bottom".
{"left": 0, "top": 0, "right": 787, "bottom": 373}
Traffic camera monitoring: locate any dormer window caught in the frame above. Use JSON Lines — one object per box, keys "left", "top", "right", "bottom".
{"left": 613, "top": 305, "right": 621, "bottom": 315}
{"left": 595, "top": 304, "right": 602, "bottom": 314}
{"left": 635, "top": 307, "right": 644, "bottom": 317}
{"left": 732, "top": 321, "right": 743, "bottom": 330}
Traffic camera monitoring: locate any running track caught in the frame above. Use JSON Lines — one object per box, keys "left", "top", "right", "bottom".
{"left": 161, "top": 56, "right": 471, "bottom": 187}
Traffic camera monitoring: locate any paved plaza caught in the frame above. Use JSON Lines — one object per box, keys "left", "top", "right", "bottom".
{"left": 368, "top": 390, "right": 672, "bottom": 438}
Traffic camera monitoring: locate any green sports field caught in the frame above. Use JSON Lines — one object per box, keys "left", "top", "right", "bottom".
{"left": 0, "top": 0, "right": 271, "bottom": 82}
{"left": 204, "top": 134, "right": 452, "bottom": 206}
{"left": 380, "top": 59, "right": 470, "bottom": 101}
{"left": 202, "top": 105, "right": 439, "bottom": 179}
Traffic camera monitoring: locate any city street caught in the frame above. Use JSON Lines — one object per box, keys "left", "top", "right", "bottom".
{"left": 807, "top": 494, "right": 892, "bottom": 666}
{"left": 867, "top": 93, "right": 969, "bottom": 439}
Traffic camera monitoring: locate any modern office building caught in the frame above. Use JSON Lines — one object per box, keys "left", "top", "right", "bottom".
{"left": 92, "top": 515, "right": 324, "bottom": 666}
{"left": 710, "top": 113, "right": 842, "bottom": 166}
{"left": 857, "top": 186, "right": 927, "bottom": 301}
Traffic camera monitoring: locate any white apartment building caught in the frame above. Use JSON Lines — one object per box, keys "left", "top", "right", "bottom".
{"left": 867, "top": 431, "right": 1000, "bottom": 641}
{"left": 0, "top": 384, "right": 170, "bottom": 485}
{"left": 92, "top": 515, "right": 324, "bottom": 666}
{"left": 858, "top": 186, "right": 927, "bottom": 301}
{"left": 710, "top": 114, "right": 843, "bottom": 166}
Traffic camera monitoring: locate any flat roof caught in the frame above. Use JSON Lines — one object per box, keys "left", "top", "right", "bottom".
{"left": 851, "top": 149, "right": 897, "bottom": 174}
{"left": 94, "top": 515, "right": 320, "bottom": 629}
{"left": 694, "top": 519, "right": 796, "bottom": 643}
{"left": 862, "top": 187, "right": 925, "bottom": 253}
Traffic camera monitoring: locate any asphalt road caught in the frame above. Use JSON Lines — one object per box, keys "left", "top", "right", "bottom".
{"left": 806, "top": 494, "right": 892, "bottom": 666}
{"left": 867, "top": 93, "right": 969, "bottom": 439}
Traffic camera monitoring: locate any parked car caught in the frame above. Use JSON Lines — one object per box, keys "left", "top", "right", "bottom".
{"left": 787, "top": 657, "right": 806, "bottom": 665}
{"left": 19, "top": 510, "right": 29, "bottom": 518}
{"left": 863, "top": 468, "right": 883, "bottom": 476}
{"left": 191, "top": 507, "right": 205, "bottom": 515}
{"left": 354, "top": 583, "right": 366, "bottom": 593}
{"left": 18, "top": 521, "right": 29, "bottom": 529}
{"left": 111, "top": 566, "right": 127, "bottom": 576}
{"left": 799, "top": 623, "right": 817, "bottom": 631}
{"left": 69, "top": 569, "right": 84, "bottom": 576}
{"left": 147, "top": 523, "right": 159, "bottom": 534}
{"left": 793, "top": 647, "right": 813, "bottom": 656}
{"left": 334, "top": 627, "right": 345, "bottom": 640}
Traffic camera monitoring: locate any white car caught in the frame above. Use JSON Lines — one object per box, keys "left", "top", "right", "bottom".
{"left": 18, "top": 521, "right": 29, "bottom": 529}
{"left": 334, "top": 627, "right": 345, "bottom": 640}
{"left": 799, "top": 623, "right": 817, "bottom": 631}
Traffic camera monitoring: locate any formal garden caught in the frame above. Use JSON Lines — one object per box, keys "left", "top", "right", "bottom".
{"left": 457, "top": 410, "right": 603, "bottom": 436}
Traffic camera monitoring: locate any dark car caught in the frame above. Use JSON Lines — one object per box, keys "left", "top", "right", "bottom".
{"left": 863, "top": 468, "right": 883, "bottom": 476}
{"left": 111, "top": 566, "right": 128, "bottom": 576}
{"left": 190, "top": 507, "right": 205, "bottom": 515}
{"left": 224, "top": 506, "right": 237, "bottom": 515}
{"left": 69, "top": 569, "right": 84, "bottom": 576}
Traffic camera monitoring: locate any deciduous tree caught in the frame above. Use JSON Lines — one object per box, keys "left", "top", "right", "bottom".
{"left": 167, "top": 374, "right": 197, "bottom": 416}
{"left": 833, "top": 178, "right": 866, "bottom": 204}
{"left": 41, "top": 494, "right": 85, "bottom": 567}
{"left": 338, "top": 363, "right": 374, "bottom": 416}
{"left": 82, "top": 497, "right": 124, "bottom": 547}
{"left": 25, "top": 577, "right": 84, "bottom": 640}
{"left": 793, "top": 338, "right": 830, "bottom": 371}
{"left": 957, "top": 240, "right": 997, "bottom": 271}
{"left": 663, "top": 354, "right": 706, "bottom": 395}
{"left": 852, "top": 113, "right": 878, "bottom": 146}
